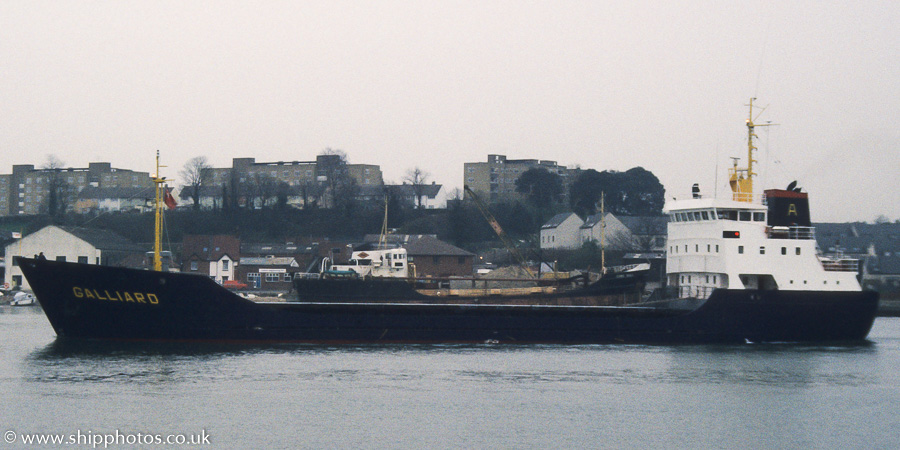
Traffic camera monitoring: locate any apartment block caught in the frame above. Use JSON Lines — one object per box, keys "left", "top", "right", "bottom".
{"left": 463, "top": 154, "right": 578, "bottom": 203}
{"left": 0, "top": 162, "right": 153, "bottom": 216}
{"left": 181, "top": 156, "right": 385, "bottom": 209}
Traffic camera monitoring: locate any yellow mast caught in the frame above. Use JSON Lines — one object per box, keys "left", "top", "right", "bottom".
{"left": 152, "top": 151, "right": 167, "bottom": 271}
{"left": 728, "top": 98, "right": 773, "bottom": 202}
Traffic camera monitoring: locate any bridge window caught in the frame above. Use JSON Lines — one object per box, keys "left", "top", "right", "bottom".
{"left": 739, "top": 211, "right": 752, "bottom": 221}
{"left": 753, "top": 212, "right": 766, "bottom": 222}
{"left": 796, "top": 247, "right": 801, "bottom": 255}
{"left": 781, "top": 247, "right": 787, "bottom": 255}
{"left": 701, "top": 211, "right": 710, "bottom": 220}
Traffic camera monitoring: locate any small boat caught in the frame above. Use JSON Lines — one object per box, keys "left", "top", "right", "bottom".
{"left": 10, "top": 291, "right": 36, "bottom": 306}
{"left": 17, "top": 102, "right": 878, "bottom": 343}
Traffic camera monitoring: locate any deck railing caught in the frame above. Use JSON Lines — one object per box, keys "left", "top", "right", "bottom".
{"left": 820, "top": 258, "right": 859, "bottom": 272}
{"left": 767, "top": 226, "right": 816, "bottom": 240}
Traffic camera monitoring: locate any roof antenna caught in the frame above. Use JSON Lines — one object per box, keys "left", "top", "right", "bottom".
{"left": 754, "top": 16, "right": 773, "bottom": 98}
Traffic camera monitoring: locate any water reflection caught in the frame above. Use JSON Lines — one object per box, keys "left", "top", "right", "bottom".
{"left": 31, "top": 338, "right": 286, "bottom": 359}
{"left": 666, "top": 342, "right": 878, "bottom": 387}
{"left": 23, "top": 335, "right": 883, "bottom": 390}
{"left": 29, "top": 338, "right": 548, "bottom": 360}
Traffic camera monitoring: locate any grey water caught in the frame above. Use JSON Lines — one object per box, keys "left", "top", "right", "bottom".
{"left": 2, "top": 306, "right": 899, "bottom": 449}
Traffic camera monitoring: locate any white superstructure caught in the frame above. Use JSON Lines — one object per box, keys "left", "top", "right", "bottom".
{"left": 665, "top": 196, "right": 860, "bottom": 299}
{"left": 329, "top": 247, "right": 410, "bottom": 279}
{"left": 664, "top": 99, "right": 862, "bottom": 299}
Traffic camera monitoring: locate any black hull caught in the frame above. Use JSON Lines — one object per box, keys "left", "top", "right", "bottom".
{"left": 18, "top": 258, "right": 879, "bottom": 344}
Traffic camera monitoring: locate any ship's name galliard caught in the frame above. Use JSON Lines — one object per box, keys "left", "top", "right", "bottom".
{"left": 72, "top": 287, "right": 159, "bottom": 305}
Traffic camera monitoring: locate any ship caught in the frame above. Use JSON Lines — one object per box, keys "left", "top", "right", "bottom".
{"left": 17, "top": 101, "right": 879, "bottom": 343}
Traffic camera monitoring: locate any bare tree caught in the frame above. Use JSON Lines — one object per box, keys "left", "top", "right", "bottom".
{"left": 180, "top": 156, "right": 213, "bottom": 210}
{"left": 317, "top": 148, "right": 358, "bottom": 210}
{"left": 403, "top": 167, "right": 431, "bottom": 209}
{"left": 301, "top": 180, "right": 323, "bottom": 209}
{"left": 250, "top": 172, "right": 277, "bottom": 209}
{"left": 41, "top": 154, "right": 69, "bottom": 220}
{"left": 320, "top": 147, "right": 348, "bottom": 159}
{"left": 447, "top": 188, "right": 463, "bottom": 201}
{"left": 275, "top": 181, "right": 293, "bottom": 209}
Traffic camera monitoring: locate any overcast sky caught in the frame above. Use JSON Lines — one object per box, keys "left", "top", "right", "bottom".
{"left": 1, "top": 1, "right": 897, "bottom": 222}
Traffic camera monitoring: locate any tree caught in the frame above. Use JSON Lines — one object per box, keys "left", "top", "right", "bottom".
{"left": 619, "top": 167, "right": 665, "bottom": 216}
{"left": 317, "top": 148, "right": 358, "bottom": 212}
{"left": 41, "top": 155, "right": 69, "bottom": 221}
{"left": 275, "top": 181, "right": 293, "bottom": 210}
{"left": 569, "top": 169, "right": 607, "bottom": 217}
{"left": 570, "top": 167, "right": 665, "bottom": 217}
{"left": 225, "top": 169, "right": 243, "bottom": 212}
{"left": 515, "top": 168, "right": 563, "bottom": 209}
{"left": 403, "top": 167, "right": 431, "bottom": 209}
{"left": 250, "top": 172, "right": 277, "bottom": 209}
{"left": 180, "top": 156, "right": 213, "bottom": 211}
{"left": 301, "top": 180, "right": 324, "bottom": 209}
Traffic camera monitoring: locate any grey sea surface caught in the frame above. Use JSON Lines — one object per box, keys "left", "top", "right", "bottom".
{"left": 2, "top": 306, "right": 898, "bottom": 449}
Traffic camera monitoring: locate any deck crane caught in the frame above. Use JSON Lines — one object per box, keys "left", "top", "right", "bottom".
{"left": 463, "top": 185, "right": 534, "bottom": 278}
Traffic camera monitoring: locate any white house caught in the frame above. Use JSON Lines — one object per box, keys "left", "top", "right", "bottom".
{"left": 580, "top": 213, "right": 668, "bottom": 251}
{"left": 4, "top": 225, "right": 145, "bottom": 290}
{"left": 208, "top": 254, "right": 237, "bottom": 284}
{"left": 540, "top": 213, "right": 584, "bottom": 250}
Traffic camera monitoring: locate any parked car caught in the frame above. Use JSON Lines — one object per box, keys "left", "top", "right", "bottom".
{"left": 223, "top": 280, "right": 249, "bottom": 290}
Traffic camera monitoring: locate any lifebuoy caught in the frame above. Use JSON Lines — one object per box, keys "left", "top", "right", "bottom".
{"left": 2, "top": 283, "right": 9, "bottom": 290}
